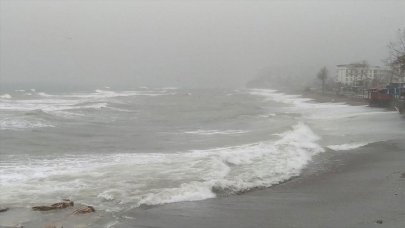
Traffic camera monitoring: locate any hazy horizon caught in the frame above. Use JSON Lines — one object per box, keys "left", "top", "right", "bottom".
{"left": 1, "top": 0, "right": 405, "bottom": 91}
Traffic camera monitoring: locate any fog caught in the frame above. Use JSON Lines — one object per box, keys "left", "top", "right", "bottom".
{"left": 1, "top": 0, "right": 404, "bottom": 90}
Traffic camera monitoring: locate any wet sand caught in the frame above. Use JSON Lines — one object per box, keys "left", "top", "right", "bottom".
{"left": 1, "top": 137, "right": 404, "bottom": 228}
{"left": 1, "top": 90, "right": 403, "bottom": 228}
{"left": 116, "top": 140, "right": 405, "bottom": 228}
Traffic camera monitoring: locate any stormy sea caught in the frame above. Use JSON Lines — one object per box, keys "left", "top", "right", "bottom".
{"left": 1, "top": 87, "right": 404, "bottom": 227}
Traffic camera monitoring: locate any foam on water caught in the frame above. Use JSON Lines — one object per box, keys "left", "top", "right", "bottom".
{"left": 0, "top": 89, "right": 177, "bottom": 130}
{"left": 0, "top": 118, "right": 55, "bottom": 130}
{"left": 184, "top": 129, "right": 249, "bottom": 135}
{"left": 37, "top": 92, "right": 52, "bottom": 97}
{"left": 0, "top": 123, "right": 323, "bottom": 211}
{"left": 1, "top": 89, "right": 173, "bottom": 111}
{"left": 247, "top": 88, "right": 403, "bottom": 153}
{"left": 0, "top": 94, "right": 12, "bottom": 99}
{"left": 327, "top": 142, "right": 370, "bottom": 151}
{"left": 249, "top": 89, "right": 315, "bottom": 107}
{"left": 248, "top": 88, "right": 387, "bottom": 121}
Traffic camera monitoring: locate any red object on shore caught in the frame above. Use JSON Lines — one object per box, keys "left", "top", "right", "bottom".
{"left": 368, "top": 88, "right": 394, "bottom": 107}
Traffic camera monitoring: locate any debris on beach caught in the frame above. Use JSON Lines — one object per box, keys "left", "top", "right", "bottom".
{"left": 0, "top": 207, "right": 9, "bottom": 213}
{"left": 32, "top": 199, "right": 74, "bottom": 211}
{"left": 50, "top": 199, "right": 74, "bottom": 209}
{"left": 72, "top": 206, "right": 95, "bottom": 215}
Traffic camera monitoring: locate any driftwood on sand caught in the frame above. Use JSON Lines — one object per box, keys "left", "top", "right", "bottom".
{"left": 32, "top": 199, "right": 74, "bottom": 211}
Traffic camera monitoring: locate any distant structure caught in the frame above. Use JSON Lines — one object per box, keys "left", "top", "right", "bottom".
{"left": 390, "top": 56, "right": 405, "bottom": 83}
{"left": 335, "top": 63, "right": 391, "bottom": 87}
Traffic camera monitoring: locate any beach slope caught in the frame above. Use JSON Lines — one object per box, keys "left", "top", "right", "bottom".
{"left": 117, "top": 140, "right": 405, "bottom": 228}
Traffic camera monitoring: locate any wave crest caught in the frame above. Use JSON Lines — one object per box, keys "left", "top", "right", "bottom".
{"left": 0, "top": 123, "right": 322, "bottom": 211}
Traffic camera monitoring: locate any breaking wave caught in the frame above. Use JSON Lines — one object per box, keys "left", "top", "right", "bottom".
{"left": 0, "top": 89, "right": 177, "bottom": 130}
{"left": 0, "top": 123, "right": 323, "bottom": 210}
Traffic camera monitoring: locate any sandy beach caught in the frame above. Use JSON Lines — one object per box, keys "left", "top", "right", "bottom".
{"left": 115, "top": 140, "right": 405, "bottom": 228}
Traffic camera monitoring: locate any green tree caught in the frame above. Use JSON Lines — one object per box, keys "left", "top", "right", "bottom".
{"left": 317, "top": 67, "right": 328, "bottom": 94}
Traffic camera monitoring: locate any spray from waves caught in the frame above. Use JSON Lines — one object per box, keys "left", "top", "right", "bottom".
{"left": 0, "top": 122, "right": 323, "bottom": 211}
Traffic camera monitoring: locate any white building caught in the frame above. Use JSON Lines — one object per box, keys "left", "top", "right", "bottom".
{"left": 335, "top": 63, "right": 391, "bottom": 87}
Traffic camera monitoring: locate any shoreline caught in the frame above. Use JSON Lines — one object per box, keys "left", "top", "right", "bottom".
{"left": 301, "top": 90, "right": 369, "bottom": 106}
{"left": 1, "top": 89, "right": 404, "bottom": 228}
{"left": 251, "top": 86, "right": 371, "bottom": 106}
{"left": 116, "top": 140, "right": 405, "bottom": 228}
{"left": 113, "top": 90, "right": 405, "bottom": 228}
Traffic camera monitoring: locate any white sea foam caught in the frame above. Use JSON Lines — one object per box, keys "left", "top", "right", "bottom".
{"left": 0, "top": 98, "right": 78, "bottom": 111}
{"left": 184, "top": 129, "right": 249, "bottom": 135}
{"left": 0, "top": 123, "right": 323, "bottom": 210}
{"left": 0, "top": 89, "right": 174, "bottom": 113}
{"left": 0, "top": 94, "right": 108, "bottom": 114}
{"left": 249, "top": 89, "right": 315, "bottom": 107}
{"left": 0, "top": 93, "right": 112, "bottom": 129}
{"left": 248, "top": 88, "right": 386, "bottom": 121}
{"left": 37, "top": 92, "right": 53, "bottom": 97}
{"left": 0, "top": 94, "right": 12, "bottom": 99}
{"left": 161, "top": 87, "right": 178, "bottom": 90}
{"left": 327, "top": 142, "right": 370, "bottom": 151}
{"left": 0, "top": 118, "right": 55, "bottom": 130}
{"left": 0, "top": 89, "right": 175, "bottom": 131}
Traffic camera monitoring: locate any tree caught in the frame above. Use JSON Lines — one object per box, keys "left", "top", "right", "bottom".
{"left": 387, "top": 29, "right": 405, "bottom": 82}
{"left": 317, "top": 67, "right": 328, "bottom": 94}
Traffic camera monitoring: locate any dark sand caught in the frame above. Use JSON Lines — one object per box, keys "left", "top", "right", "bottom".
{"left": 1, "top": 136, "right": 404, "bottom": 228}
{"left": 116, "top": 140, "right": 405, "bottom": 228}
{"left": 1, "top": 91, "right": 403, "bottom": 228}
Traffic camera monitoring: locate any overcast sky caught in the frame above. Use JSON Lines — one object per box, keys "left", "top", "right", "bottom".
{"left": 1, "top": 0, "right": 404, "bottom": 90}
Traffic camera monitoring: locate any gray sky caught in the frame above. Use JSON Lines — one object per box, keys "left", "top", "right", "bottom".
{"left": 1, "top": 0, "right": 404, "bottom": 90}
